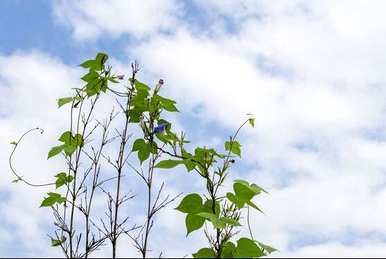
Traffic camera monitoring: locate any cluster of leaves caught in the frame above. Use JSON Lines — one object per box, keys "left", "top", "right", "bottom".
{"left": 155, "top": 116, "right": 277, "bottom": 258}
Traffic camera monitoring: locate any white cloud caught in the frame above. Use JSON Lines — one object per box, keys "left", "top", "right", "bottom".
{"left": 53, "top": 0, "right": 184, "bottom": 41}
{"left": 126, "top": 1, "right": 386, "bottom": 256}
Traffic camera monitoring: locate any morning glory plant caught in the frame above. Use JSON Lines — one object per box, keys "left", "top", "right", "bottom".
{"left": 9, "top": 52, "right": 275, "bottom": 258}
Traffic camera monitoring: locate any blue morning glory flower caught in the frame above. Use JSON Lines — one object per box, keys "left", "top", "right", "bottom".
{"left": 154, "top": 123, "right": 168, "bottom": 134}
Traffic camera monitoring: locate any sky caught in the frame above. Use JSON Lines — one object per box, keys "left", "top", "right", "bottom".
{"left": 2, "top": 0, "right": 386, "bottom": 257}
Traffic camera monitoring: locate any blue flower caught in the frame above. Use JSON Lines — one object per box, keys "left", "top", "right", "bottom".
{"left": 153, "top": 123, "right": 168, "bottom": 134}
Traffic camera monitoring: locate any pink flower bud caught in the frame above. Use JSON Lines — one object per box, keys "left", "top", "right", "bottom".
{"left": 159, "top": 79, "right": 164, "bottom": 85}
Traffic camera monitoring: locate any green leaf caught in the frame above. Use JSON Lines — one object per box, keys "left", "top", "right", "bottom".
{"left": 63, "top": 144, "right": 77, "bottom": 156}
{"left": 57, "top": 97, "right": 73, "bottom": 108}
{"left": 55, "top": 172, "right": 73, "bottom": 189}
{"left": 234, "top": 237, "right": 264, "bottom": 258}
{"left": 257, "top": 241, "right": 278, "bottom": 255}
{"left": 193, "top": 248, "right": 216, "bottom": 258}
{"left": 234, "top": 179, "right": 267, "bottom": 194}
{"left": 51, "top": 238, "right": 62, "bottom": 247}
{"left": 156, "top": 95, "right": 179, "bottom": 112}
{"left": 81, "top": 70, "right": 99, "bottom": 82}
{"left": 48, "top": 145, "right": 64, "bottom": 159}
{"left": 133, "top": 79, "right": 150, "bottom": 91}
{"left": 95, "top": 52, "right": 108, "bottom": 69}
{"left": 80, "top": 59, "right": 97, "bottom": 69}
{"left": 183, "top": 159, "right": 196, "bottom": 172}
{"left": 10, "top": 141, "right": 18, "bottom": 145}
{"left": 58, "top": 131, "right": 72, "bottom": 144}
{"left": 221, "top": 242, "right": 236, "bottom": 258}
{"left": 234, "top": 182, "right": 256, "bottom": 201}
{"left": 132, "top": 139, "right": 146, "bottom": 151}
{"left": 74, "top": 133, "right": 84, "bottom": 147}
{"left": 128, "top": 107, "right": 144, "bottom": 123}
{"left": 203, "top": 199, "right": 220, "bottom": 216}
{"left": 132, "top": 139, "right": 151, "bottom": 164}
{"left": 247, "top": 200, "right": 264, "bottom": 214}
{"left": 225, "top": 140, "right": 241, "bottom": 157}
{"left": 154, "top": 159, "right": 182, "bottom": 169}
{"left": 40, "top": 192, "right": 66, "bottom": 207}
{"left": 197, "top": 212, "right": 225, "bottom": 229}
{"left": 186, "top": 213, "right": 205, "bottom": 236}
{"left": 248, "top": 117, "right": 255, "bottom": 127}
{"left": 40, "top": 196, "right": 57, "bottom": 207}
{"left": 176, "top": 193, "right": 203, "bottom": 214}
{"left": 226, "top": 192, "right": 246, "bottom": 208}
{"left": 138, "top": 143, "right": 151, "bottom": 164}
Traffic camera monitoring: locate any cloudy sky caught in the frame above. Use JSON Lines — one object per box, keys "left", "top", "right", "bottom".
{"left": 2, "top": 0, "right": 386, "bottom": 257}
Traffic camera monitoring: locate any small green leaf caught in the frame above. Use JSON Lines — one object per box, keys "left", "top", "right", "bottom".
{"left": 132, "top": 139, "right": 146, "bottom": 151}
{"left": 40, "top": 196, "right": 57, "bottom": 207}
{"left": 40, "top": 192, "right": 66, "bottom": 207}
{"left": 176, "top": 193, "right": 203, "bottom": 214}
{"left": 95, "top": 52, "right": 108, "bottom": 69}
{"left": 10, "top": 141, "right": 18, "bottom": 145}
{"left": 138, "top": 143, "right": 151, "bottom": 164}
{"left": 193, "top": 248, "right": 216, "bottom": 258}
{"left": 55, "top": 172, "right": 73, "bottom": 189}
{"left": 48, "top": 145, "right": 64, "bottom": 159}
{"left": 57, "top": 97, "right": 73, "bottom": 108}
{"left": 225, "top": 140, "right": 241, "bottom": 157}
{"left": 186, "top": 213, "right": 205, "bottom": 236}
{"left": 154, "top": 159, "right": 182, "bottom": 169}
{"left": 234, "top": 237, "right": 264, "bottom": 258}
{"left": 51, "top": 238, "right": 62, "bottom": 247}
{"left": 248, "top": 117, "right": 255, "bottom": 127}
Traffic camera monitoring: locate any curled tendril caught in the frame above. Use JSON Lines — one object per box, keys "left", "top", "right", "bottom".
{"left": 9, "top": 127, "right": 55, "bottom": 187}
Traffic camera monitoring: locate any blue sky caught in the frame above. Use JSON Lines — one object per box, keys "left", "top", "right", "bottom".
{"left": 2, "top": 0, "right": 386, "bottom": 257}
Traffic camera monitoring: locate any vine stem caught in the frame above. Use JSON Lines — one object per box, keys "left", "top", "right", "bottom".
{"left": 9, "top": 127, "right": 55, "bottom": 187}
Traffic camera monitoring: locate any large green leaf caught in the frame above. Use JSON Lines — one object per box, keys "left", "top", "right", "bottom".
{"left": 234, "top": 238, "right": 264, "bottom": 258}
{"left": 186, "top": 213, "right": 205, "bottom": 236}
{"left": 176, "top": 193, "right": 203, "bottom": 214}
{"left": 234, "top": 237, "right": 264, "bottom": 258}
